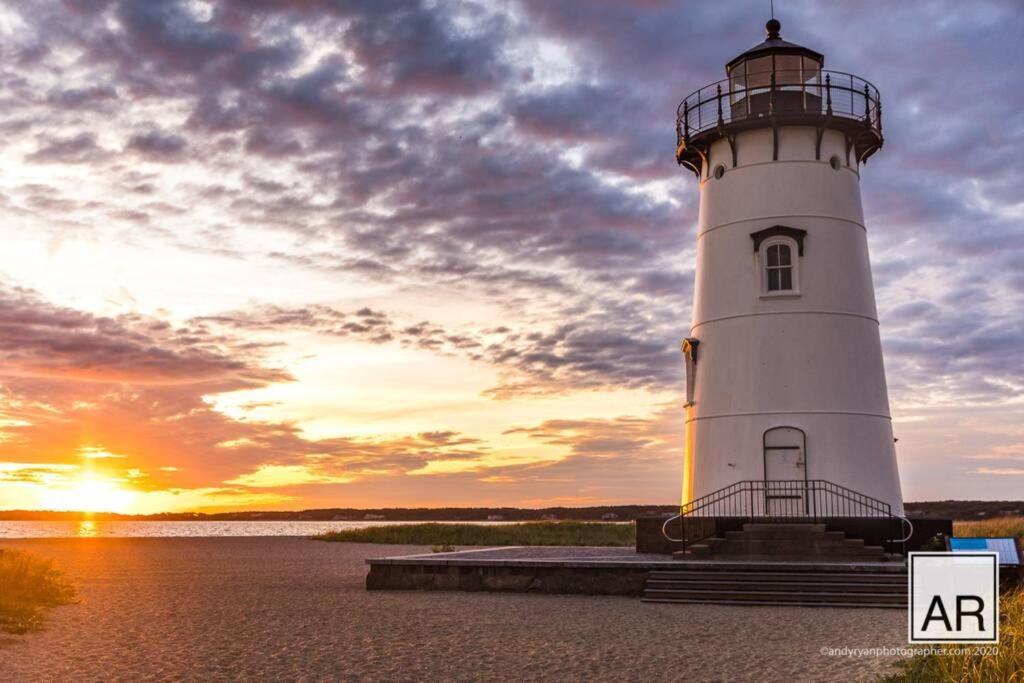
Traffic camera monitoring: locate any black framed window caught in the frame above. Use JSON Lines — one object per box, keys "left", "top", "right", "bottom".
{"left": 765, "top": 243, "right": 793, "bottom": 291}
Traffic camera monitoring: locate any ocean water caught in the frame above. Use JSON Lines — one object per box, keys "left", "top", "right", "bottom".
{"left": 0, "top": 520, "right": 506, "bottom": 539}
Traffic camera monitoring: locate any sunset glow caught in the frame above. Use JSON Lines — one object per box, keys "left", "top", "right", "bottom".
{"left": 40, "top": 475, "right": 137, "bottom": 515}
{"left": 0, "top": 1, "right": 1021, "bottom": 514}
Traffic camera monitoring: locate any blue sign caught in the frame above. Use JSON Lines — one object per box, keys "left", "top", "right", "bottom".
{"left": 948, "top": 537, "right": 1021, "bottom": 566}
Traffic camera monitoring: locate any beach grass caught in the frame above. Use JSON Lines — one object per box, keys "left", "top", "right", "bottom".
{"left": 0, "top": 548, "right": 77, "bottom": 634}
{"left": 955, "top": 516, "right": 1024, "bottom": 539}
{"left": 313, "top": 521, "right": 635, "bottom": 547}
{"left": 882, "top": 589, "right": 1024, "bottom": 682}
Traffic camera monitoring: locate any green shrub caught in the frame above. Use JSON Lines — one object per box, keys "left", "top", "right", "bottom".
{"left": 313, "top": 521, "right": 635, "bottom": 547}
{"left": 919, "top": 533, "right": 947, "bottom": 551}
{"left": 0, "top": 548, "right": 77, "bottom": 634}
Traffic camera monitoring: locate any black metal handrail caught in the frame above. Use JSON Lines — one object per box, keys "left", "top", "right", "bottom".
{"left": 676, "top": 69, "right": 881, "bottom": 148}
{"left": 664, "top": 479, "right": 907, "bottom": 555}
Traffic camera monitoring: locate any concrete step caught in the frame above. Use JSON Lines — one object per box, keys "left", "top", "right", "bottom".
{"left": 684, "top": 541, "right": 720, "bottom": 554}
{"left": 693, "top": 542, "right": 879, "bottom": 554}
{"left": 641, "top": 560, "right": 907, "bottom": 608}
{"left": 672, "top": 549, "right": 902, "bottom": 562}
{"left": 641, "top": 597, "right": 905, "bottom": 609}
{"left": 676, "top": 521, "right": 901, "bottom": 562}
{"left": 647, "top": 570, "right": 906, "bottom": 583}
{"left": 685, "top": 555, "right": 892, "bottom": 564}
{"left": 679, "top": 522, "right": 907, "bottom": 563}
{"left": 725, "top": 528, "right": 852, "bottom": 542}
{"left": 743, "top": 523, "right": 826, "bottom": 532}
{"left": 733, "top": 524, "right": 827, "bottom": 540}
{"left": 713, "top": 537, "right": 873, "bottom": 550}
{"left": 645, "top": 579, "right": 906, "bottom": 593}
{"left": 649, "top": 561, "right": 906, "bottom": 574}
{"left": 642, "top": 588, "right": 907, "bottom": 605}
{"left": 701, "top": 539, "right": 887, "bottom": 557}
{"left": 647, "top": 573, "right": 905, "bottom": 581}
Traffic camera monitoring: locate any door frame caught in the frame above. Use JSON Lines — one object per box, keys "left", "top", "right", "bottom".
{"left": 762, "top": 426, "right": 808, "bottom": 516}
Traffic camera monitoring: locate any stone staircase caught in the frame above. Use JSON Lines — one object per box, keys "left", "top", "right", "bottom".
{"left": 675, "top": 523, "right": 902, "bottom": 562}
{"left": 642, "top": 563, "right": 907, "bottom": 608}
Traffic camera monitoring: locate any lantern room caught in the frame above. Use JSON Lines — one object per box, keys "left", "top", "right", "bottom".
{"left": 675, "top": 19, "right": 883, "bottom": 176}
{"left": 726, "top": 18, "right": 823, "bottom": 119}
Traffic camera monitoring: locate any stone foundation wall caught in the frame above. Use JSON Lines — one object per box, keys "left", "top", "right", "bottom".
{"left": 367, "top": 563, "right": 649, "bottom": 596}
{"left": 635, "top": 516, "right": 953, "bottom": 555}
{"left": 635, "top": 517, "right": 683, "bottom": 554}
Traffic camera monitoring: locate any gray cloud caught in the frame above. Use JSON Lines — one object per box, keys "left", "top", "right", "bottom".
{"left": 126, "top": 130, "right": 188, "bottom": 159}
{"left": 197, "top": 300, "right": 683, "bottom": 397}
{"left": 2, "top": 5, "right": 1018, "bottom": 405}
{"left": 26, "top": 133, "right": 109, "bottom": 164}
{"left": 0, "top": 285, "right": 286, "bottom": 386}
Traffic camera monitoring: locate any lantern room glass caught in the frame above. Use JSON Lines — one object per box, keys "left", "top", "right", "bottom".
{"left": 728, "top": 53, "right": 824, "bottom": 116}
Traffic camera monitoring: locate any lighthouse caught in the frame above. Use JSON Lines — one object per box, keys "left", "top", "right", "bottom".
{"left": 677, "top": 19, "right": 904, "bottom": 514}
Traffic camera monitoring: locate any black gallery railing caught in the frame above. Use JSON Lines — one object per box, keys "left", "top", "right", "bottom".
{"left": 676, "top": 69, "right": 882, "bottom": 148}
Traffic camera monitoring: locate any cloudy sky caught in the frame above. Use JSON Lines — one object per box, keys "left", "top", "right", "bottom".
{"left": 0, "top": 0, "right": 1020, "bottom": 513}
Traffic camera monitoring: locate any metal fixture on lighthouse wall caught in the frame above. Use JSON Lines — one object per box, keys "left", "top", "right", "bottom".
{"left": 677, "top": 18, "right": 903, "bottom": 513}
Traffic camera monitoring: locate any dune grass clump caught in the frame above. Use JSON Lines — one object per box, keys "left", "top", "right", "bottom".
{"left": 883, "top": 589, "right": 1024, "bottom": 682}
{"left": 955, "top": 516, "right": 1024, "bottom": 540}
{"left": 0, "top": 548, "right": 77, "bottom": 634}
{"left": 314, "top": 521, "right": 635, "bottom": 547}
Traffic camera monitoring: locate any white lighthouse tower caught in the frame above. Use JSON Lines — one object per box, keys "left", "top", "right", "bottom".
{"left": 677, "top": 19, "right": 904, "bottom": 514}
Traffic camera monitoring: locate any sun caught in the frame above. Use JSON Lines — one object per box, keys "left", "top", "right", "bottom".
{"left": 40, "top": 474, "right": 137, "bottom": 514}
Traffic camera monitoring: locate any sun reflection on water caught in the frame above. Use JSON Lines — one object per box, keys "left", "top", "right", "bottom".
{"left": 77, "top": 520, "right": 98, "bottom": 537}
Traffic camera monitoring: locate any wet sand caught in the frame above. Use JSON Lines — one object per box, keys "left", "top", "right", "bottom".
{"left": 1, "top": 538, "right": 906, "bottom": 681}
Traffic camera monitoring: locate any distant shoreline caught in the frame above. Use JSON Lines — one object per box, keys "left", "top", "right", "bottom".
{"left": 1, "top": 500, "right": 1021, "bottom": 522}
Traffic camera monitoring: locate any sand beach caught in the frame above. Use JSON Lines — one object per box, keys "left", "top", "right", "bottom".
{"left": 0, "top": 537, "right": 906, "bottom": 681}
